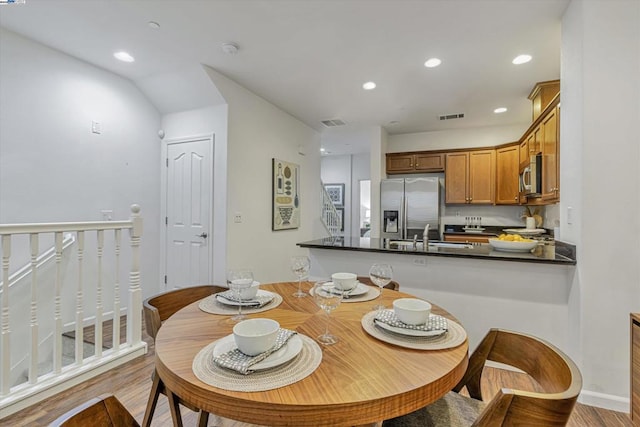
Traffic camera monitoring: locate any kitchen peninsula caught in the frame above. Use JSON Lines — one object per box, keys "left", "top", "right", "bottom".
{"left": 298, "top": 236, "right": 577, "bottom": 360}
{"left": 298, "top": 236, "right": 575, "bottom": 265}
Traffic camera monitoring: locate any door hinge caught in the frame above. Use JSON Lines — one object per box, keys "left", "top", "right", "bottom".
{"left": 164, "top": 275, "right": 167, "bottom": 284}
{"left": 166, "top": 158, "right": 168, "bottom": 167}
{"left": 165, "top": 216, "right": 168, "bottom": 225}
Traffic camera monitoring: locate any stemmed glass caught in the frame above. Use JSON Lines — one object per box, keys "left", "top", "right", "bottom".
{"left": 290, "top": 256, "right": 311, "bottom": 298}
{"left": 312, "top": 280, "right": 342, "bottom": 345}
{"left": 227, "top": 269, "right": 254, "bottom": 322}
{"left": 369, "top": 263, "right": 393, "bottom": 311}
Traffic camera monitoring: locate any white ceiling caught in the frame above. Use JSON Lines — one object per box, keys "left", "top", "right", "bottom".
{"left": 0, "top": 0, "right": 568, "bottom": 146}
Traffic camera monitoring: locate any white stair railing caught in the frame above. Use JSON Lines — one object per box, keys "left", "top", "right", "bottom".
{"left": 0, "top": 204, "right": 147, "bottom": 418}
{"left": 320, "top": 182, "right": 341, "bottom": 237}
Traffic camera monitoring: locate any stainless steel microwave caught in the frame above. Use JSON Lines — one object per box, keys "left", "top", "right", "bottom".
{"left": 520, "top": 154, "right": 542, "bottom": 197}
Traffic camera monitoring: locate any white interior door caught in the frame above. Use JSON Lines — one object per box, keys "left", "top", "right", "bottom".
{"left": 165, "top": 138, "right": 212, "bottom": 289}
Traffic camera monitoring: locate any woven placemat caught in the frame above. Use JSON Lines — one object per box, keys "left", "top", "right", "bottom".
{"left": 361, "top": 311, "right": 467, "bottom": 350}
{"left": 198, "top": 291, "right": 283, "bottom": 315}
{"left": 192, "top": 334, "right": 322, "bottom": 392}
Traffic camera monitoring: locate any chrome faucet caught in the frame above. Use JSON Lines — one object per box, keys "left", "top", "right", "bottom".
{"left": 423, "top": 224, "right": 430, "bottom": 247}
{"left": 413, "top": 234, "right": 418, "bottom": 249}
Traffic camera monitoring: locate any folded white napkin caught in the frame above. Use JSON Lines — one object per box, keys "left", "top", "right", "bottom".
{"left": 213, "top": 329, "right": 297, "bottom": 375}
{"left": 215, "top": 290, "right": 273, "bottom": 307}
{"left": 374, "top": 309, "right": 448, "bottom": 331}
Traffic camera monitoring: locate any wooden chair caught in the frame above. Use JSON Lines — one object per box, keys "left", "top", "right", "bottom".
{"left": 142, "top": 285, "right": 226, "bottom": 427}
{"left": 383, "top": 328, "right": 582, "bottom": 427}
{"left": 357, "top": 275, "right": 400, "bottom": 291}
{"left": 50, "top": 394, "right": 139, "bottom": 427}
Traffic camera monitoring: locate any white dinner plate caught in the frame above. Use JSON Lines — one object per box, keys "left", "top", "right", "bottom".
{"left": 215, "top": 290, "right": 274, "bottom": 307}
{"left": 328, "top": 282, "right": 369, "bottom": 296}
{"left": 374, "top": 317, "right": 448, "bottom": 337}
{"left": 212, "top": 334, "right": 303, "bottom": 371}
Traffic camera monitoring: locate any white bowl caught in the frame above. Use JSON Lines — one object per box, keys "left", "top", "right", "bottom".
{"left": 331, "top": 272, "right": 358, "bottom": 290}
{"left": 236, "top": 281, "right": 260, "bottom": 300}
{"left": 233, "top": 318, "right": 279, "bottom": 356}
{"left": 488, "top": 239, "right": 538, "bottom": 252}
{"left": 393, "top": 298, "right": 431, "bottom": 325}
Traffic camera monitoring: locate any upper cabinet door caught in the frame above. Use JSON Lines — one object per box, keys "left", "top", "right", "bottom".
{"left": 541, "top": 106, "right": 559, "bottom": 201}
{"left": 496, "top": 145, "right": 519, "bottom": 205}
{"left": 468, "top": 150, "right": 495, "bottom": 204}
{"left": 414, "top": 153, "right": 445, "bottom": 172}
{"left": 386, "top": 154, "right": 415, "bottom": 173}
{"left": 445, "top": 152, "right": 469, "bottom": 204}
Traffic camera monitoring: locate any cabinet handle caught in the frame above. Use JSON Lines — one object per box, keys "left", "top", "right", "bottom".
{"left": 416, "top": 162, "right": 419, "bottom": 167}
{"left": 514, "top": 196, "right": 518, "bottom": 201}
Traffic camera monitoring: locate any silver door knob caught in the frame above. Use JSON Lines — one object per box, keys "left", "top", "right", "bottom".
{"left": 196, "top": 232, "right": 208, "bottom": 239}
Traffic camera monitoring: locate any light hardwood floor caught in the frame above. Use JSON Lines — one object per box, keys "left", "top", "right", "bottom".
{"left": 1, "top": 321, "right": 632, "bottom": 426}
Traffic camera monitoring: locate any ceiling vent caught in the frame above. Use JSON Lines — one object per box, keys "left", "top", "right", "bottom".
{"left": 321, "top": 119, "right": 346, "bottom": 127}
{"left": 439, "top": 113, "right": 465, "bottom": 121}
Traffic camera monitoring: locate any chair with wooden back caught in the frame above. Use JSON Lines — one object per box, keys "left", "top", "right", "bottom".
{"left": 50, "top": 394, "right": 139, "bottom": 427}
{"left": 383, "top": 328, "right": 582, "bottom": 427}
{"left": 357, "top": 275, "right": 400, "bottom": 291}
{"left": 142, "top": 285, "right": 226, "bottom": 427}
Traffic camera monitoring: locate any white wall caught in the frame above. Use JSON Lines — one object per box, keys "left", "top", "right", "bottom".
{"left": 387, "top": 124, "right": 528, "bottom": 152}
{"left": 161, "top": 104, "right": 229, "bottom": 286}
{"left": 0, "top": 29, "right": 162, "bottom": 378}
{"left": 561, "top": 0, "right": 640, "bottom": 408}
{"left": 351, "top": 153, "right": 371, "bottom": 234}
{"left": 204, "top": 67, "right": 322, "bottom": 283}
{"left": 0, "top": 28, "right": 161, "bottom": 298}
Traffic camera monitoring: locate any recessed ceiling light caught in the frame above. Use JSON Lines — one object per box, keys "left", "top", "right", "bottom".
{"left": 320, "top": 148, "right": 326, "bottom": 152}
{"left": 148, "top": 21, "right": 161, "bottom": 29}
{"left": 512, "top": 54, "right": 532, "bottom": 65}
{"left": 494, "top": 107, "right": 508, "bottom": 114}
{"left": 363, "top": 81, "right": 376, "bottom": 90}
{"left": 114, "top": 51, "right": 135, "bottom": 62}
{"left": 424, "top": 58, "right": 442, "bottom": 68}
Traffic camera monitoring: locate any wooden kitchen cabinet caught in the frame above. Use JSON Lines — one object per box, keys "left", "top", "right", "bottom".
{"left": 495, "top": 144, "right": 520, "bottom": 205}
{"left": 541, "top": 105, "right": 559, "bottom": 202}
{"left": 445, "top": 149, "right": 495, "bottom": 204}
{"left": 386, "top": 152, "right": 444, "bottom": 174}
{"left": 443, "top": 233, "right": 492, "bottom": 243}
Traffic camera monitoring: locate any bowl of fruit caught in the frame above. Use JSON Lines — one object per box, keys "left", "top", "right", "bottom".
{"left": 488, "top": 234, "right": 539, "bottom": 252}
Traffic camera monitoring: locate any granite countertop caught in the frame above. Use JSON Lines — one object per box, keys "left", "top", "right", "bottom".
{"left": 298, "top": 236, "right": 576, "bottom": 265}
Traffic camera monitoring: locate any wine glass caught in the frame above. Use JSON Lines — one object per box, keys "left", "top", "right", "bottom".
{"left": 369, "top": 263, "right": 393, "bottom": 311}
{"left": 290, "top": 256, "right": 311, "bottom": 297}
{"left": 227, "top": 269, "right": 254, "bottom": 322}
{"left": 312, "top": 280, "right": 342, "bottom": 345}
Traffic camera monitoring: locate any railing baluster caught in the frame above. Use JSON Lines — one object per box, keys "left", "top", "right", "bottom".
{"left": 1, "top": 235, "right": 11, "bottom": 395}
{"left": 127, "top": 205, "right": 142, "bottom": 346}
{"left": 95, "top": 230, "right": 104, "bottom": 357}
{"left": 53, "top": 232, "right": 63, "bottom": 373}
{"left": 113, "top": 229, "right": 121, "bottom": 351}
{"left": 29, "top": 234, "right": 39, "bottom": 384}
{"left": 75, "top": 231, "right": 84, "bottom": 365}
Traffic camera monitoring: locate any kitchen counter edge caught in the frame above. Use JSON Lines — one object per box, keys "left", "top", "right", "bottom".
{"left": 298, "top": 237, "right": 576, "bottom": 265}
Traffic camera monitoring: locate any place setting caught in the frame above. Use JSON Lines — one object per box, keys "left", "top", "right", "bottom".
{"left": 310, "top": 271, "right": 381, "bottom": 303}
{"left": 361, "top": 297, "right": 467, "bottom": 350}
{"left": 199, "top": 268, "right": 283, "bottom": 316}
{"left": 192, "top": 318, "right": 322, "bottom": 392}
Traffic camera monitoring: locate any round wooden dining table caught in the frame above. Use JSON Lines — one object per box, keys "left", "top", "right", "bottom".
{"left": 154, "top": 282, "right": 469, "bottom": 426}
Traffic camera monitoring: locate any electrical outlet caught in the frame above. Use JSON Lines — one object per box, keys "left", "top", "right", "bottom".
{"left": 413, "top": 258, "right": 426, "bottom": 266}
{"left": 100, "top": 209, "right": 113, "bottom": 221}
{"left": 92, "top": 121, "right": 101, "bottom": 134}
{"left": 234, "top": 212, "right": 242, "bottom": 223}
{"left": 455, "top": 210, "right": 460, "bottom": 217}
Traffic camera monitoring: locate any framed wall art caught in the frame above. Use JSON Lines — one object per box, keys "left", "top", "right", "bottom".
{"left": 272, "top": 158, "right": 300, "bottom": 231}
{"left": 324, "top": 183, "right": 345, "bottom": 206}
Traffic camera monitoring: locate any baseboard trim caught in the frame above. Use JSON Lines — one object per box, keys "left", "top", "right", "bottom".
{"left": 579, "top": 389, "right": 630, "bottom": 414}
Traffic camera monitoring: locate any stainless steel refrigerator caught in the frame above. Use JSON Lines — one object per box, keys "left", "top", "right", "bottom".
{"left": 380, "top": 177, "right": 440, "bottom": 240}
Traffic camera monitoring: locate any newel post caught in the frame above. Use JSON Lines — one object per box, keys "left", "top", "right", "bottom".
{"left": 127, "top": 204, "right": 143, "bottom": 346}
